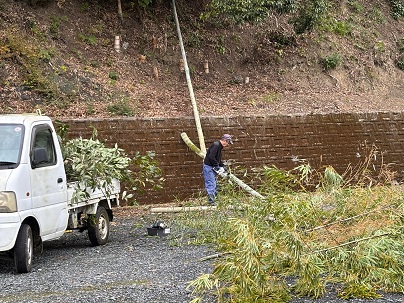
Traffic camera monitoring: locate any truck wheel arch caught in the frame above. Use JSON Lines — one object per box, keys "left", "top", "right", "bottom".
{"left": 88, "top": 206, "right": 110, "bottom": 246}
{"left": 21, "top": 217, "right": 43, "bottom": 255}
{"left": 99, "top": 199, "right": 114, "bottom": 222}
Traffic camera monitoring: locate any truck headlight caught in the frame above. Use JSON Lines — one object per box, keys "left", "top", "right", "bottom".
{"left": 0, "top": 192, "right": 17, "bottom": 213}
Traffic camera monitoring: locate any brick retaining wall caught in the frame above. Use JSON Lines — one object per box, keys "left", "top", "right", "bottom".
{"left": 61, "top": 112, "right": 404, "bottom": 205}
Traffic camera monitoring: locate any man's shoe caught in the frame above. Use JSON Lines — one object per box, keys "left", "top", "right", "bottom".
{"left": 208, "top": 194, "right": 216, "bottom": 206}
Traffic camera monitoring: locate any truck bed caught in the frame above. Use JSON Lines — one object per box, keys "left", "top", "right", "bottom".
{"left": 66, "top": 179, "right": 120, "bottom": 210}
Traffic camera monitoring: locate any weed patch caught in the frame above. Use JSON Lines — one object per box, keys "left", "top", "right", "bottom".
{"left": 320, "top": 52, "right": 342, "bottom": 70}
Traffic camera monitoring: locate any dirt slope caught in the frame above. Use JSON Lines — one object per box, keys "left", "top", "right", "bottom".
{"left": 0, "top": 0, "right": 403, "bottom": 118}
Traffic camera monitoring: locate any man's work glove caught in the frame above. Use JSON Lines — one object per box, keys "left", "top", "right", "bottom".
{"left": 213, "top": 166, "right": 227, "bottom": 177}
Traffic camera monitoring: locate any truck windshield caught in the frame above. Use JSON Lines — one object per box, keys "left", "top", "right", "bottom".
{"left": 0, "top": 124, "right": 24, "bottom": 169}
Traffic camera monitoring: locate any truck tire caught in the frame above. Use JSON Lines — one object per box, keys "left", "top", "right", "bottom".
{"left": 14, "top": 224, "right": 33, "bottom": 273}
{"left": 88, "top": 206, "right": 110, "bottom": 246}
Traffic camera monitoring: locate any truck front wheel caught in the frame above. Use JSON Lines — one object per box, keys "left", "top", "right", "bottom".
{"left": 14, "top": 224, "right": 33, "bottom": 273}
{"left": 88, "top": 206, "right": 110, "bottom": 246}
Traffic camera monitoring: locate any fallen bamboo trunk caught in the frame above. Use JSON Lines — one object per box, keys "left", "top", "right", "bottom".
{"left": 180, "top": 132, "right": 265, "bottom": 200}
{"left": 150, "top": 205, "right": 216, "bottom": 213}
{"left": 150, "top": 204, "right": 249, "bottom": 214}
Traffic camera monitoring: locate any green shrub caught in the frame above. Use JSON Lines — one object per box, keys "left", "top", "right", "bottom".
{"left": 201, "top": 0, "right": 297, "bottom": 24}
{"left": 216, "top": 45, "right": 225, "bottom": 55}
{"left": 86, "top": 35, "right": 97, "bottom": 45}
{"left": 50, "top": 16, "right": 60, "bottom": 37}
{"left": 38, "top": 48, "right": 54, "bottom": 62}
{"left": 138, "top": 0, "right": 153, "bottom": 9}
{"left": 320, "top": 52, "right": 342, "bottom": 70}
{"left": 108, "top": 71, "right": 118, "bottom": 81}
{"left": 260, "top": 92, "right": 281, "bottom": 104}
{"left": 186, "top": 33, "right": 203, "bottom": 48}
{"left": 80, "top": 2, "right": 90, "bottom": 12}
{"left": 348, "top": 0, "right": 364, "bottom": 13}
{"left": 374, "top": 40, "right": 386, "bottom": 53}
{"left": 78, "top": 33, "right": 97, "bottom": 45}
{"left": 107, "top": 98, "right": 136, "bottom": 116}
{"left": 390, "top": 0, "right": 404, "bottom": 19}
{"left": 333, "top": 20, "right": 353, "bottom": 36}
{"left": 291, "top": 0, "right": 330, "bottom": 34}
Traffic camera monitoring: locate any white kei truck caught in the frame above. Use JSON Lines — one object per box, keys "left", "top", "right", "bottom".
{"left": 0, "top": 114, "right": 120, "bottom": 273}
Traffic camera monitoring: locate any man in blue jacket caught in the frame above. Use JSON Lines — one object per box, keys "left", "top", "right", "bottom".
{"left": 203, "top": 134, "right": 233, "bottom": 206}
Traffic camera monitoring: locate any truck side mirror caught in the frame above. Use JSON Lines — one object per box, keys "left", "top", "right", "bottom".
{"left": 32, "top": 147, "right": 48, "bottom": 167}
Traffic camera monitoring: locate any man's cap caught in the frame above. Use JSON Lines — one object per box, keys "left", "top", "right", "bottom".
{"left": 221, "top": 134, "right": 233, "bottom": 144}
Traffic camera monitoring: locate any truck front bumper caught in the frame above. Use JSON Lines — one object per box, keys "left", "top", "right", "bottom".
{"left": 0, "top": 213, "right": 20, "bottom": 251}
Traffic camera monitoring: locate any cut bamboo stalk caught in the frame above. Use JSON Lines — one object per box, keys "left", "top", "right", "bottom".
{"left": 150, "top": 205, "right": 216, "bottom": 213}
{"left": 152, "top": 35, "right": 157, "bottom": 50}
{"left": 151, "top": 204, "right": 246, "bottom": 214}
{"left": 139, "top": 55, "right": 146, "bottom": 63}
{"left": 114, "top": 35, "right": 120, "bottom": 53}
{"left": 200, "top": 252, "right": 231, "bottom": 261}
{"left": 153, "top": 66, "right": 159, "bottom": 79}
{"left": 204, "top": 60, "right": 209, "bottom": 74}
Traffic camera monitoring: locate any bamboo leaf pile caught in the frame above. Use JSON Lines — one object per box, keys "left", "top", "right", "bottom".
{"left": 179, "top": 164, "right": 403, "bottom": 302}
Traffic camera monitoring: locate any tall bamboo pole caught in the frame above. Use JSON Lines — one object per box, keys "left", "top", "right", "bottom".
{"left": 172, "top": 0, "right": 206, "bottom": 153}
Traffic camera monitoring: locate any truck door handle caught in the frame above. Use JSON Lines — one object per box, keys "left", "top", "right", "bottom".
{"left": 57, "top": 178, "right": 63, "bottom": 183}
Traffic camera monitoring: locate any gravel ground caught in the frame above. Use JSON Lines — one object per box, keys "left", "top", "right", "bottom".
{"left": 0, "top": 215, "right": 215, "bottom": 303}
{"left": 0, "top": 212, "right": 403, "bottom": 303}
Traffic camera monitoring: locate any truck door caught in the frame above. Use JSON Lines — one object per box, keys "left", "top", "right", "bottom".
{"left": 30, "top": 124, "right": 68, "bottom": 238}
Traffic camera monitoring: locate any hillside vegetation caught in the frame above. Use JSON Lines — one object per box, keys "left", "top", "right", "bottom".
{"left": 0, "top": 0, "right": 403, "bottom": 118}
